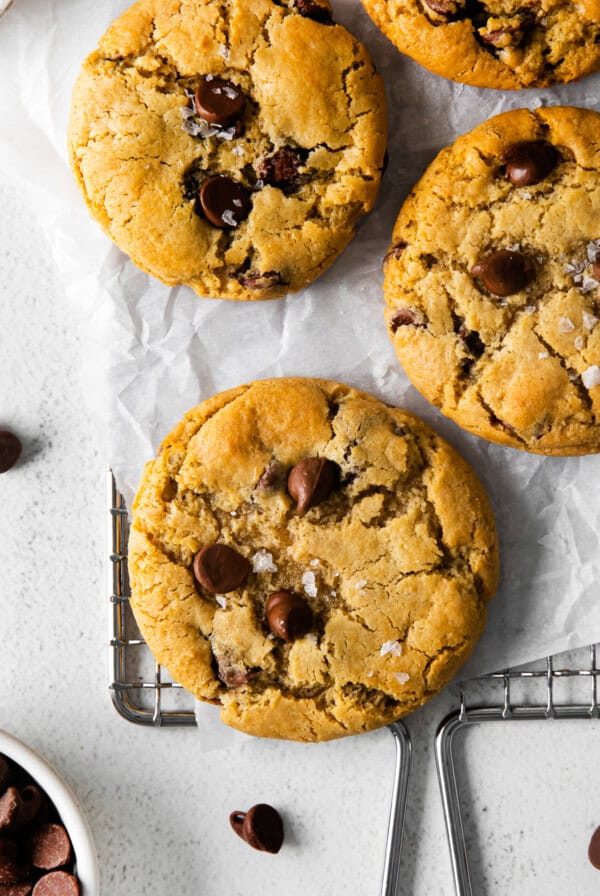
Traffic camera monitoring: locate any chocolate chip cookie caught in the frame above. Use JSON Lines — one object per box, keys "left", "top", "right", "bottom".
{"left": 384, "top": 107, "right": 600, "bottom": 456}
{"left": 361, "top": 0, "right": 600, "bottom": 89}
{"left": 68, "top": 0, "right": 386, "bottom": 301}
{"left": 128, "top": 378, "right": 499, "bottom": 742}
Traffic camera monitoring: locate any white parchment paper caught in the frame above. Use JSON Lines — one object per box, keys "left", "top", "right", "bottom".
{"left": 1, "top": 0, "right": 600, "bottom": 684}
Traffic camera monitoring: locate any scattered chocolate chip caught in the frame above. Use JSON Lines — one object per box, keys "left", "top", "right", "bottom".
{"left": 0, "top": 788, "right": 22, "bottom": 832}
{"left": 458, "top": 323, "right": 485, "bottom": 357}
{"left": 256, "top": 462, "right": 286, "bottom": 491}
{"left": 0, "top": 431, "right": 22, "bottom": 474}
{"left": 29, "top": 824, "right": 72, "bottom": 871}
{"left": 502, "top": 141, "right": 558, "bottom": 186}
{"left": 230, "top": 804, "right": 284, "bottom": 853}
{"left": 232, "top": 270, "right": 284, "bottom": 291}
{"left": 194, "top": 78, "right": 245, "bottom": 127}
{"left": 383, "top": 242, "right": 407, "bottom": 266}
{"left": 193, "top": 543, "right": 251, "bottom": 593}
{"left": 32, "top": 872, "right": 80, "bottom": 896}
{"left": 215, "top": 655, "right": 250, "bottom": 689}
{"left": 389, "top": 307, "right": 421, "bottom": 332}
{"left": 287, "top": 457, "right": 340, "bottom": 515}
{"left": 471, "top": 250, "right": 535, "bottom": 296}
{"left": 199, "top": 176, "right": 252, "bottom": 228}
{"left": 265, "top": 591, "right": 313, "bottom": 642}
{"left": 0, "top": 841, "right": 29, "bottom": 885}
{"left": 589, "top": 825, "right": 600, "bottom": 870}
{"left": 294, "top": 0, "right": 332, "bottom": 23}
{"left": 256, "top": 148, "right": 304, "bottom": 190}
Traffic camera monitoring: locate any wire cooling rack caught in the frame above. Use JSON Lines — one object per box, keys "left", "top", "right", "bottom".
{"left": 436, "top": 646, "right": 600, "bottom": 896}
{"left": 107, "top": 470, "right": 410, "bottom": 896}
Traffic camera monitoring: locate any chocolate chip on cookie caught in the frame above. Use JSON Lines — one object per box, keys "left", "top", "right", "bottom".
{"left": 287, "top": 457, "right": 340, "bottom": 514}
{"left": 232, "top": 270, "right": 284, "bottom": 291}
{"left": 256, "top": 148, "right": 304, "bottom": 190}
{"left": 194, "top": 78, "right": 246, "bottom": 127}
{"left": 389, "top": 307, "right": 422, "bottom": 332}
{"left": 230, "top": 804, "right": 284, "bottom": 853}
{"left": 502, "top": 141, "right": 558, "bottom": 186}
{"left": 193, "top": 544, "right": 251, "bottom": 593}
{"left": 294, "top": 0, "right": 332, "bottom": 24}
{"left": 265, "top": 591, "right": 313, "bottom": 642}
{"left": 199, "top": 176, "right": 252, "bottom": 228}
{"left": 471, "top": 250, "right": 535, "bottom": 297}
{"left": 0, "top": 431, "right": 22, "bottom": 474}
{"left": 422, "top": 0, "right": 464, "bottom": 23}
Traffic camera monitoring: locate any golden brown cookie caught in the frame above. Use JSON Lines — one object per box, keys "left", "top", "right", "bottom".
{"left": 128, "top": 378, "right": 499, "bottom": 742}
{"left": 384, "top": 107, "right": 600, "bottom": 456}
{"left": 68, "top": 0, "right": 386, "bottom": 301}
{"left": 361, "top": 0, "right": 600, "bottom": 89}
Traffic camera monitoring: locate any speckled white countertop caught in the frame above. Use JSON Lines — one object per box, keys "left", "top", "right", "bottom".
{"left": 2, "top": 158, "right": 600, "bottom": 896}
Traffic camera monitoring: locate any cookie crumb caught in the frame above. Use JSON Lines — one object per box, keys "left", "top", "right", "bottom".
{"left": 380, "top": 640, "right": 402, "bottom": 657}
{"left": 252, "top": 549, "right": 278, "bottom": 573}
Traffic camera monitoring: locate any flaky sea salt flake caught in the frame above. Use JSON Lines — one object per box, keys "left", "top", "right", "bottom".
{"left": 583, "top": 311, "right": 599, "bottom": 331}
{"left": 582, "top": 365, "right": 600, "bottom": 389}
{"left": 380, "top": 640, "right": 403, "bottom": 658}
{"left": 575, "top": 336, "right": 584, "bottom": 350}
{"left": 302, "top": 571, "right": 318, "bottom": 597}
{"left": 356, "top": 579, "right": 367, "bottom": 590}
{"left": 538, "top": 351, "right": 549, "bottom": 360}
{"left": 221, "top": 210, "right": 238, "bottom": 227}
{"left": 558, "top": 317, "right": 575, "bottom": 334}
{"left": 215, "top": 595, "right": 227, "bottom": 609}
{"left": 217, "top": 43, "right": 230, "bottom": 59}
{"left": 252, "top": 549, "right": 278, "bottom": 574}
{"left": 310, "top": 558, "right": 320, "bottom": 567}
{"left": 580, "top": 277, "right": 600, "bottom": 294}
{"left": 393, "top": 672, "right": 410, "bottom": 685}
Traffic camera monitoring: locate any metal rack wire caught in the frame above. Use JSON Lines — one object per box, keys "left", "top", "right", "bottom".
{"left": 107, "top": 469, "right": 410, "bottom": 895}
{"left": 436, "top": 646, "right": 600, "bottom": 896}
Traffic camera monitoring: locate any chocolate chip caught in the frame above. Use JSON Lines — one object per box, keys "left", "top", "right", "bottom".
{"left": 256, "top": 461, "right": 286, "bottom": 491}
{"left": 193, "top": 544, "right": 251, "bottom": 593}
{"left": 479, "top": 11, "right": 535, "bottom": 48}
{"left": 593, "top": 261, "right": 600, "bottom": 280}
{"left": 194, "top": 78, "right": 245, "bottom": 127}
{"left": 29, "top": 824, "right": 72, "bottom": 871}
{"left": 0, "top": 841, "right": 29, "bottom": 885}
{"left": 0, "top": 884, "right": 33, "bottom": 896}
{"left": 294, "top": 0, "right": 332, "bottom": 23}
{"left": 265, "top": 591, "right": 313, "bottom": 642}
{"left": 502, "top": 141, "right": 558, "bottom": 186}
{"left": 215, "top": 654, "right": 249, "bottom": 689}
{"left": 232, "top": 270, "right": 284, "bottom": 291}
{"left": 256, "top": 148, "right": 304, "bottom": 190}
{"left": 423, "top": 0, "right": 464, "bottom": 19}
{"left": 0, "top": 788, "right": 22, "bottom": 832}
{"left": 589, "top": 825, "right": 600, "bottom": 870}
{"left": 32, "top": 872, "right": 80, "bottom": 896}
{"left": 0, "top": 431, "right": 22, "bottom": 474}
{"left": 458, "top": 323, "right": 485, "bottom": 357}
{"left": 287, "top": 457, "right": 340, "bottom": 515}
{"left": 230, "top": 804, "right": 284, "bottom": 853}
{"left": 471, "top": 250, "right": 535, "bottom": 296}
{"left": 0, "top": 755, "right": 10, "bottom": 792}
{"left": 16, "top": 786, "right": 45, "bottom": 828}
{"left": 199, "top": 176, "right": 252, "bottom": 228}
{"left": 389, "top": 307, "right": 421, "bottom": 332}
{"left": 383, "top": 242, "right": 407, "bottom": 266}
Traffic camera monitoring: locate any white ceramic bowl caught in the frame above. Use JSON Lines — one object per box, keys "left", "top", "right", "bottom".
{"left": 0, "top": 729, "right": 99, "bottom": 895}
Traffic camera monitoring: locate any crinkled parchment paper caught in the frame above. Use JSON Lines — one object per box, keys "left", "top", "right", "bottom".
{"left": 1, "top": 0, "right": 600, "bottom": 686}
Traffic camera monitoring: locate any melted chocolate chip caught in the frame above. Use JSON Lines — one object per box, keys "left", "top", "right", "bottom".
{"left": 287, "top": 457, "right": 340, "bottom": 515}
{"left": 479, "top": 11, "right": 535, "bottom": 48}
{"left": 294, "top": 0, "right": 332, "bottom": 23}
{"left": 193, "top": 544, "right": 251, "bottom": 593}
{"left": 215, "top": 655, "right": 250, "bottom": 689}
{"left": 458, "top": 323, "right": 485, "bottom": 357}
{"left": 593, "top": 261, "right": 600, "bottom": 280}
{"left": 230, "top": 804, "right": 284, "bottom": 853}
{"left": 383, "top": 242, "right": 407, "bottom": 266}
{"left": 471, "top": 250, "right": 535, "bottom": 296}
{"left": 389, "top": 307, "right": 421, "bottom": 332}
{"left": 423, "top": 0, "right": 464, "bottom": 19}
{"left": 502, "top": 141, "right": 558, "bottom": 186}
{"left": 199, "top": 176, "right": 252, "bottom": 228}
{"left": 256, "top": 462, "right": 286, "bottom": 491}
{"left": 265, "top": 591, "right": 313, "bottom": 642}
{"left": 256, "top": 147, "right": 305, "bottom": 190}
{"left": 232, "top": 270, "right": 284, "bottom": 291}
{"left": 0, "top": 431, "right": 22, "bottom": 474}
{"left": 194, "top": 78, "right": 246, "bottom": 127}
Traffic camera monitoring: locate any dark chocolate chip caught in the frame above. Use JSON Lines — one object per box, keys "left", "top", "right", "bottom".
{"left": 0, "top": 884, "right": 33, "bottom": 896}
{"left": 479, "top": 11, "right": 535, "bottom": 47}
{"left": 294, "top": 0, "right": 332, "bottom": 23}
{"left": 423, "top": 0, "right": 465, "bottom": 20}
{"left": 593, "top": 261, "right": 600, "bottom": 280}
{"left": 0, "top": 788, "right": 22, "bottom": 832}
{"left": 458, "top": 324, "right": 485, "bottom": 357}
{"left": 29, "top": 824, "right": 72, "bottom": 871}
{"left": 471, "top": 250, "right": 535, "bottom": 297}
{"left": 199, "top": 176, "right": 252, "bottom": 228}
{"left": 32, "top": 872, "right": 80, "bottom": 896}
{"left": 383, "top": 242, "right": 407, "bottom": 266}
{"left": 287, "top": 457, "right": 340, "bottom": 515}
{"left": 265, "top": 591, "right": 313, "bottom": 642}
{"left": 194, "top": 78, "right": 245, "bottom": 127}
{"left": 389, "top": 307, "right": 421, "bottom": 332}
{"left": 193, "top": 544, "right": 251, "bottom": 593}
{"left": 16, "top": 786, "right": 44, "bottom": 828}
{"left": 0, "top": 755, "right": 10, "bottom": 792}
{"left": 256, "top": 462, "right": 286, "bottom": 491}
{"left": 230, "top": 804, "right": 284, "bottom": 853}
{"left": 589, "top": 825, "right": 600, "bottom": 870}
{"left": 232, "top": 270, "right": 284, "bottom": 291}
{"left": 0, "top": 432, "right": 22, "bottom": 474}
{"left": 256, "top": 148, "right": 304, "bottom": 190}
{"left": 502, "top": 141, "right": 558, "bottom": 186}
{"left": 0, "top": 841, "right": 29, "bottom": 885}
{"left": 215, "top": 654, "right": 250, "bottom": 689}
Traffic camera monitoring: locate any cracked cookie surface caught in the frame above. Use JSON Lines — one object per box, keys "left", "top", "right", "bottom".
{"left": 128, "top": 378, "right": 498, "bottom": 742}
{"left": 68, "top": 0, "right": 386, "bottom": 301}
{"left": 384, "top": 107, "right": 600, "bottom": 456}
{"left": 361, "top": 0, "right": 600, "bottom": 89}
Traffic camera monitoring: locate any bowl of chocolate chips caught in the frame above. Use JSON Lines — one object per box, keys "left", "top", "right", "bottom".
{"left": 0, "top": 730, "right": 98, "bottom": 895}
